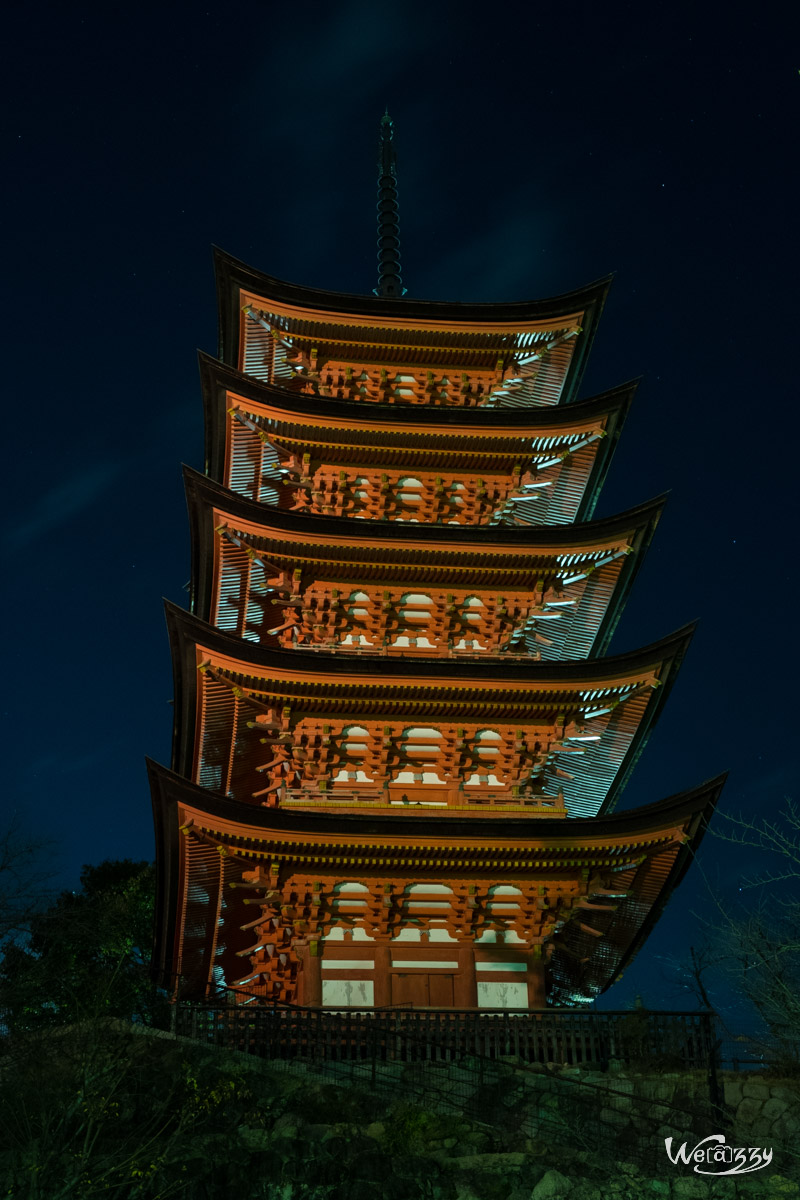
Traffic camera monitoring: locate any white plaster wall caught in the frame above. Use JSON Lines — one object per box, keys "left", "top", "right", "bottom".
{"left": 321, "top": 979, "right": 374, "bottom": 1007}
{"left": 477, "top": 980, "right": 528, "bottom": 1008}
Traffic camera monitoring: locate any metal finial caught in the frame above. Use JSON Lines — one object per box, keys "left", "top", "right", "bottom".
{"left": 374, "top": 110, "right": 405, "bottom": 298}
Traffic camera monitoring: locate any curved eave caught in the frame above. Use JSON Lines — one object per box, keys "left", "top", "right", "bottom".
{"left": 183, "top": 464, "right": 666, "bottom": 639}
{"left": 589, "top": 498, "right": 665, "bottom": 658}
{"left": 150, "top": 758, "right": 724, "bottom": 995}
{"left": 165, "top": 602, "right": 694, "bottom": 813}
{"left": 602, "top": 774, "right": 724, "bottom": 987}
{"left": 185, "top": 462, "right": 664, "bottom": 550}
{"left": 199, "top": 352, "right": 635, "bottom": 492}
{"left": 200, "top": 349, "right": 635, "bottom": 436}
{"left": 214, "top": 247, "right": 612, "bottom": 404}
{"left": 551, "top": 773, "right": 726, "bottom": 1000}
{"left": 149, "top": 756, "right": 726, "bottom": 853}
{"left": 168, "top": 599, "right": 694, "bottom": 688}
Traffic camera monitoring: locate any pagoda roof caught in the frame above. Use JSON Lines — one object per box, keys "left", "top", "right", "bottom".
{"left": 214, "top": 247, "right": 611, "bottom": 405}
{"left": 148, "top": 758, "right": 724, "bottom": 1001}
{"left": 165, "top": 603, "right": 694, "bottom": 818}
{"left": 185, "top": 464, "right": 664, "bottom": 558}
{"left": 201, "top": 351, "right": 634, "bottom": 447}
{"left": 184, "top": 466, "right": 665, "bottom": 660}
{"left": 201, "top": 354, "right": 633, "bottom": 523}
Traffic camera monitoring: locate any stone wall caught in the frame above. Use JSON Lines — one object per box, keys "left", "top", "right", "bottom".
{"left": 254, "top": 1054, "right": 800, "bottom": 1198}
{"left": 724, "top": 1075, "right": 800, "bottom": 1150}
{"left": 158, "top": 1023, "right": 800, "bottom": 1198}
{"left": 490, "top": 1060, "right": 800, "bottom": 1181}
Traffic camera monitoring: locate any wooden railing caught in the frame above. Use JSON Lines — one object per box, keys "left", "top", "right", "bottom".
{"left": 286, "top": 643, "right": 536, "bottom": 662}
{"left": 173, "top": 1004, "right": 717, "bottom": 1071}
{"left": 278, "top": 789, "right": 566, "bottom": 815}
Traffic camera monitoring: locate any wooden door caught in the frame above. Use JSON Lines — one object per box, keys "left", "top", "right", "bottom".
{"left": 428, "top": 974, "right": 454, "bottom": 1007}
{"left": 392, "top": 972, "right": 429, "bottom": 1006}
{"left": 391, "top": 973, "right": 455, "bottom": 1007}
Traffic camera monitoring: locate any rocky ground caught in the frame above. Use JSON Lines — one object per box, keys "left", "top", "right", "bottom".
{"left": 5, "top": 1022, "right": 796, "bottom": 1199}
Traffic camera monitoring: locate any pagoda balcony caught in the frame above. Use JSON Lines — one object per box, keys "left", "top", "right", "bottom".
{"left": 275, "top": 785, "right": 567, "bottom": 817}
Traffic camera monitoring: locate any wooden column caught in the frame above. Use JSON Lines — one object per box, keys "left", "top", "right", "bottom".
{"left": 373, "top": 943, "right": 391, "bottom": 1008}
{"left": 455, "top": 944, "right": 478, "bottom": 1008}
{"left": 527, "top": 950, "right": 546, "bottom": 1009}
{"left": 300, "top": 943, "right": 322, "bottom": 1006}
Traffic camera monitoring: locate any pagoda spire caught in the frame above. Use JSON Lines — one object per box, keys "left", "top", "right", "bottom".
{"left": 374, "top": 109, "right": 405, "bottom": 299}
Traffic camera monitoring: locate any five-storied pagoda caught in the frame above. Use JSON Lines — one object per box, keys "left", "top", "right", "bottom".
{"left": 150, "top": 113, "right": 724, "bottom": 1009}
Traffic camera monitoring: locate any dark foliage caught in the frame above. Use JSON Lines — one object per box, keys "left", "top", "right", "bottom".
{"left": 0, "top": 859, "right": 168, "bottom": 1032}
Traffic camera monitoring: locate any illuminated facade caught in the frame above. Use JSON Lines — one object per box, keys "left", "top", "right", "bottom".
{"left": 151, "top": 117, "right": 722, "bottom": 1008}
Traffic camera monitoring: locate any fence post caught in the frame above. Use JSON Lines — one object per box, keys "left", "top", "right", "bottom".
{"left": 702, "top": 1012, "right": 725, "bottom": 1124}
{"left": 371, "top": 1015, "right": 377, "bottom": 1087}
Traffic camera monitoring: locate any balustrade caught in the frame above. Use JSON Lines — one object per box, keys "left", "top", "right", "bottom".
{"left": 278, "top": 786, "right": 565, "bottom": 815}
{"left": 174, "top": 1003, "right": 717, "bottom": 1071}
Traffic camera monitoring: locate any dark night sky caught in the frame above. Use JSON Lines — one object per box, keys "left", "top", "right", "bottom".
{"left": 5, "top": 2, "right": 798, "bottom": 1018}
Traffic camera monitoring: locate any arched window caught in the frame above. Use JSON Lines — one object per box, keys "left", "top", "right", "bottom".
{"left": 342, "top": 725, "right": 369, "bottom": 738}
{"left": 462, "top": 595, "right": 485, "bottom": 623}
{"left": 340, "top": 726, "right": 370, "bottom": 761}
{"left": 474, "top": 729, "right": 501, "bottom": 757}
{"left": 399, "top": 592, "right": 433, "bottom": 625}
{"left": 397, "top": 476, "right": 423, "bottom": 504}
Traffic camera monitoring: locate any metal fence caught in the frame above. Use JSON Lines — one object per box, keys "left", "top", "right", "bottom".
{"left": 719, "top": 1030, "right": 800, "bottom": 1072}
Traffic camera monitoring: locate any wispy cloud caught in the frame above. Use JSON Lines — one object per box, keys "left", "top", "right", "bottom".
{"left": 303, "top": 1, "right": 417, "bottom": 80}
{"left": 6, "top": 460, "right": 122, "bottom": 549}
{"left": 419, "top": 204, "right": 561, "bottom": 301}
{"left": 13, "top": 742, "right": 128, "bottom": 808}
{"left": 252, "top": 3, "right": 420, "bottom": 139}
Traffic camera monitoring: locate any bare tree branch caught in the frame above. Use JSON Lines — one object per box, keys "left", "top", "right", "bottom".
{"left": 688, "top": 800, "right": 800, "bottom": 1066}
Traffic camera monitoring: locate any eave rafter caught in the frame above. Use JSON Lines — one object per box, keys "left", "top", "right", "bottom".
{"left": 182, "top": 818, "right": 689, "bottom": 872}
{"left": 152, "top": 758, "right": 723, "bottom": 857}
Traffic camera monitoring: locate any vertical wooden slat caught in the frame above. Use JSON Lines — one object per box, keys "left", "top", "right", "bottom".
{"left": 172, "top": 1004, "right": 719, "bottom": 1079}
